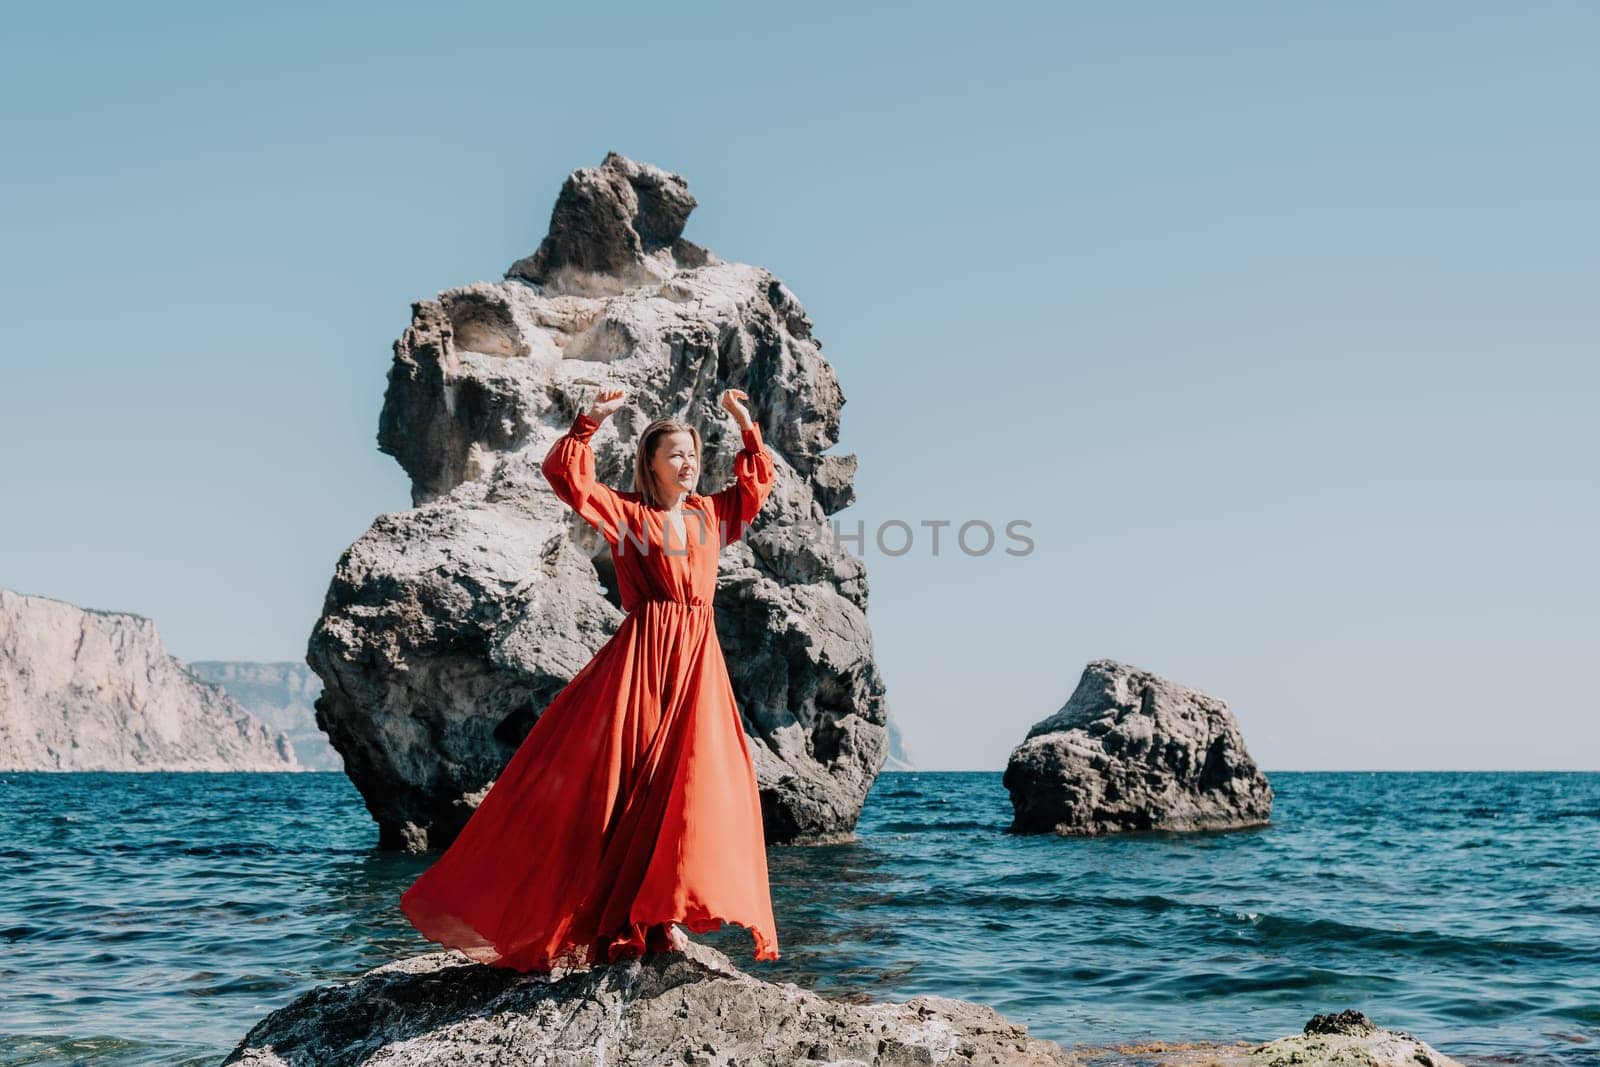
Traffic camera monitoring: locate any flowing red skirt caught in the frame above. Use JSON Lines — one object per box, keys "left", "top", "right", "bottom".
{"left": 398, "top": 599, "right": 780, "bottom": 972}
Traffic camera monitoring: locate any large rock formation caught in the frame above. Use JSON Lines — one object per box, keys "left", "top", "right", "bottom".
{"left": 309, "top": 152, "right": 888, "bottom": 852}
{"left": 223, "top": 947, "right": 1463, "bottom": 1067}
{"left": 0, "top": 588, "right": 299, "bottom": 772}
{"left": 188, "top": 661, "right": 342, "bottom": 771}
{"left": 1005, "top": 659, "right": 1272, "bottom": 835}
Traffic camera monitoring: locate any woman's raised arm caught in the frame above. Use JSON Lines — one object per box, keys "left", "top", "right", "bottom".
{"left": 541, "top": 409, "right": 631, "bottom": 546}
{"left": 708, "top": 389, "right": 776, "bottom": 548}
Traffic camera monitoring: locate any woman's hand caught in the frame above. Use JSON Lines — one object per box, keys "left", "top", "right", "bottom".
{"left": 587, "top": 388, "right": 626, "bottom": 423}
{"left": 719, "top": 388, "right": 755, "bottom": 431}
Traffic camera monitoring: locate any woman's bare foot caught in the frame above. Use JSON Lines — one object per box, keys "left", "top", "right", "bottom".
{"left": 645, "top": 921, "right": 689, "bottom": 953}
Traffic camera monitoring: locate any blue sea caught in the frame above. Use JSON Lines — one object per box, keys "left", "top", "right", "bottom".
{"left": 1, "top": 771, "right": 1596, "bottom": 1066}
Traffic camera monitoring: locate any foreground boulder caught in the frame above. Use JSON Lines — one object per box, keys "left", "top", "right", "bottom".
{"left": 1005, "top": 659, "right": 1272, "bottom": 835}
{"left": 222, "top": 942, "right": 1074, "bottom": 1066}
{"left": 308, "top": 151, "right": 889, "bottom": 851}
{"left": 1236, "top": 1010, "right": 1464, "bottom": 1067}
{"left": 0, "top": 587, "right": 298, "bottom": 772}
{"left": 222, "top": 947, "right": 1463, "bottom": 1067}
{"left": 1079, "top": 1011, "right": 1464, "bottom": 1067}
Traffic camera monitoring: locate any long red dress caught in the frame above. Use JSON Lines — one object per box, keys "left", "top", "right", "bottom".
{"left": 398, "top": 410, "right": 781, "bottom": 972}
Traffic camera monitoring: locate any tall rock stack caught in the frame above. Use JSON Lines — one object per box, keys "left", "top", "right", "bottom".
{"left": 309, "top": 152, "right": 889, "bottom": 853}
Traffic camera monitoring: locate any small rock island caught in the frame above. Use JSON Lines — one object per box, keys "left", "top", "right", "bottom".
{"left": 1005, "top": 659, "right": 1273, "bottom": 835}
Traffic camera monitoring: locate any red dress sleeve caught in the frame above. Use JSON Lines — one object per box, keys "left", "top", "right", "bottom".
{"left": 541, "top": 411, "right": 632, "bottom": 545}
{"left": 709, "top": 422, "right": 777, "bottom": 548}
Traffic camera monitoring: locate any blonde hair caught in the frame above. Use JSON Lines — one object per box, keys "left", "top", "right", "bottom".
{"left": 634, "top": 417, "right": 702, "bottom": 510}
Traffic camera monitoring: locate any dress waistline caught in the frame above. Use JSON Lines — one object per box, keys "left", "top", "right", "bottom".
{"left": 632, "top": 596, "right": 712, "bottom": 612}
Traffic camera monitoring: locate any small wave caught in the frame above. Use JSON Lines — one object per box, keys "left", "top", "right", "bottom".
{"left": 98, "top": 841, "right": 301, "bottom": 858}
{"left": 1242, "top": 911, "right": 1587, "bottom": 965}
{"left": 891, "top": 884, "right": 1187, "bottom": 915}
{"left": 0, "top": 1030, "right": 217, "bottom": 1066}
{"left": 877, "top": 819, "right": 995, "bottom": 833}
{"left": 1555, "top": 902, "right": 1600, "bottom": 917}
{"left": 183, "top": 974, "right": 295, "bottom": 997}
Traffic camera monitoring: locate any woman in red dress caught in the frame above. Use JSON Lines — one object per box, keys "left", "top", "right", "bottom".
{"left": 398, "top": 386, "right": 781, "bottom": 972}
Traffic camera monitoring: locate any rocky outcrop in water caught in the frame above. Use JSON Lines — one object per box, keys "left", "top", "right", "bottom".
{"left": 1004, "top": 659, "right": 1271, "bottom": 835}
{"left": 1076, "top": 1011, "right": 1465, "bottom": 1067}
{"left": 223, "top": 942, "right": 1073, "bottom": 1066}
{"left": 223, "top": 947, "right": 1462, "bottom": 1067}
{"left": 308, "top": 151, "right": 888, "bottom": 852}
{"left": 1235, "top": 1010, "right": 1463, "bottom": 1067}
{"left": 0, "top": 588, "right": 299, "bottom": 772}
{"left": 187, "top": 661, "right": 342, "bottom": 771}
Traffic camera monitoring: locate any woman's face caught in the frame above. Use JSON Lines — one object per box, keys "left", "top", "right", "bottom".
{"left": 649, "top": 430, "right": 698, "bottom": 503}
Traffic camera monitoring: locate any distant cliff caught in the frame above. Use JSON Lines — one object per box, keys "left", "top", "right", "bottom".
{"left": 0, "top": 588, "right": 299, "bottom": 772}
{"left": 187, "top": 662, "right": 343, "bottom": 771}
{"left": 884, "top": 716, "right": 916, "bottom": 771}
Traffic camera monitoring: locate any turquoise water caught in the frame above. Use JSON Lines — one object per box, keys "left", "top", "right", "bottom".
{"left": 1, "top": 770, "right": 1596, "bottom": 1065}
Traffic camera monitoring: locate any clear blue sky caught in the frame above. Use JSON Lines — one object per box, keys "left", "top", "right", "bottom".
{"left": 2, "top": 2, "right": 1595, "bottom": 770}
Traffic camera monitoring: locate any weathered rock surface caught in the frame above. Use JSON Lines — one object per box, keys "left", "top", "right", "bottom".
{"left": 1072, "top": 1011, "right": 1464, "bottom": 1067}
{"left": 223, "top": 948, "right": 1463, "bottom": 1067}
{"left": 308, "top": 151, "right": 889, "bottom": 852}
{"left": 1004, "top": 659, "right": 1271, "bottom": 835}
{"left": 223, "top": 942, "right": 1074, "bottom": 1066}
{"left": 0, "top": 588, "right": 299, "bottom": 772}
{"left": 188, "top": 661, "right": 342, "bottom": 771}
{"left": 1228, "top": 1010, "right": 1464, "bottom": 1067}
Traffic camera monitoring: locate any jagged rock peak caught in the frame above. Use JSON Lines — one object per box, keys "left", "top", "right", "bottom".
{"left": 506, "top": 151, "right": 717, "bottom": 297}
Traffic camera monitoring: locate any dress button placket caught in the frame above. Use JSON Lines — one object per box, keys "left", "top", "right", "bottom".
{"left": 689, "top": 507, "right": 705, "bottom": 607}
